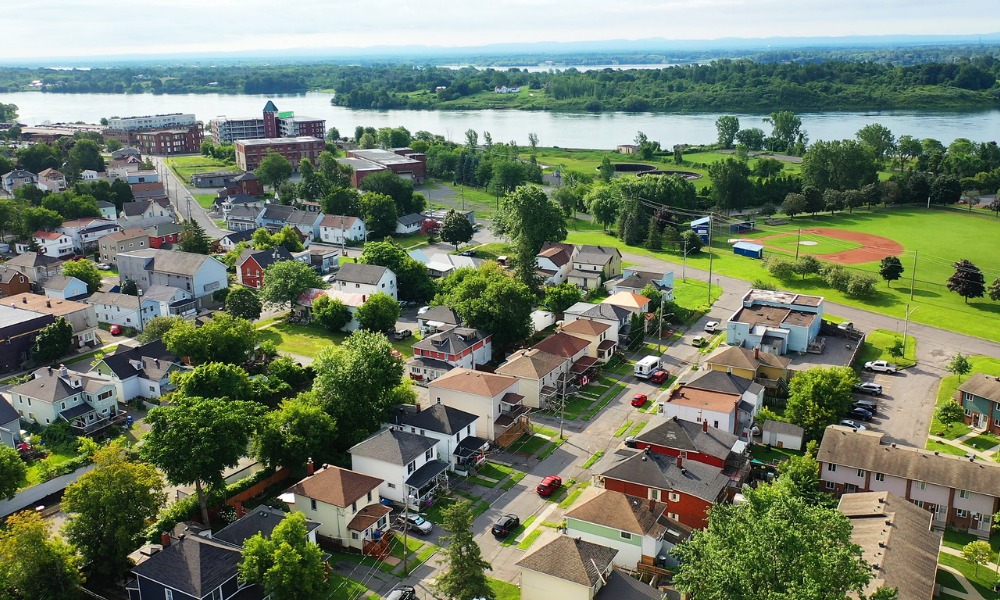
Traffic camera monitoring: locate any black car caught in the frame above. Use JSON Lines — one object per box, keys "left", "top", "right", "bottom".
{"left": 853, "top": 400, "right": 878, "bottom": 414}
{"left": 492, "top": 514, "right": 520, "bottom": 537}
{"left": 385, "top": 585, "right": 416, "bottom": 600}
{"left": 847, "top": 407, "right": 874, "bottom": 422}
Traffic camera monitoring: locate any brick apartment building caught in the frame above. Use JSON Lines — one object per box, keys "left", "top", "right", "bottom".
{"left": 235, "top": 137, "right": 325, "bottom": 172}
{"left": 211, "top": 101, "right": 326, "bottom": 144}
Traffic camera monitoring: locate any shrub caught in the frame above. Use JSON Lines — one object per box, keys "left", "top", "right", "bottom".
{"left": 846, "top": 272, "right": 879, "bottom": 298}
{"left": 822, "top": 264, "right": 851, "bottom": 292}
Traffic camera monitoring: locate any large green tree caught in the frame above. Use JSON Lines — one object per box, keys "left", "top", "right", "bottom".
{"left": 254, "top": 150, "right": 294, "bottom": 191}
{"left": 359, "top": 169, "right": 424, "bottom": 215}
{"left": 543, "top": 282, "right": 583, "bottom": 315}
{"left": 32, "top": 317, "right": 73, "bottom": 363}
{"left": 708, "top": 157, "right": 753, "bottom": 213}
{"left": 253, "top": 393, "right": 338, "bottom": 470}
{"left": 440, "top": 209, "right": 474, "bottom": 250}
{"left": 61, "top": 259, "right": 102, "bottom": 293}
{"left": 435, "top": 263, "right": 534, "bottom": 353}
{"left": 259, "top": 260, "right": 322, "bottom": 310}
{"left": 359, "top": 191, "right": 397, "bottom": 238}
{"left": 67, "top": 138, "right": 105, "bottom": 175}
{"left": 226, "top": 286, "right": 263, "bottom": 321}
{"left": 238, "top": 512, "right": 327, "bottom": 600}
{"left": 0, "top": 510, "right": 81, "bottom": 600}
{"left": 947, "top": 259, "right": 985, "bottom": 304}
{"left": 311, "top": 294, "right": 353, "bottom": 332}
{"left": 715, "top": 115, "right": 740, "bottom": 148}
{"left": 671, "top": 484, "right": 869, "bottom": 600}
{"left": 434, "top": 500, "right": 495, "bottom": 600}
{"left": 360, "top": 240, "right": 435, "bottom": 302}
{"left": 0, "top": 445, "right": 27, "bottom": 500}
{"left": 176, "top": 362, "right": 253, "bottom": 401}
{"left": 784, "top": 366, "right": 859, "bottom": 441}
{"left": 802, "top": 139, "right": 878, "bottom": 192}
{"left": 764, "top": 111, "right": 805, "bottom": 152}
{"left": 63, "top": 440, "right": 166, "bottom": 579}
{"left": 141, "top": 396, "right": 262, "bottom": 525}
{"left": 355, "top": 292, "right": 400, "bottom": 333}
{"left": 491, "top": 185, "right": 566, "bottom": 288}
{"left": 163, "top": 313, "right": 258, "bottom": 365}
{"left": 178, "top": 219, "right": 211, "bottom": 254}
{"left": 856, "top": 123, "right": 896, "bottom": 166}
{"left": 878, "top": 255, "right": 904, "bottom": 287}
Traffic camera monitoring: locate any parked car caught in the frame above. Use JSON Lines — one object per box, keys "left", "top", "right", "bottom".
{"left": 460, "top": 250, "right": 476, "bottom": 257}
{"left": 691, "top": 336, "right": 707, "bottom": 347}
{"left": 385, "top": 585, "right": 416, "bottom": 600}
{"left": 536, "top": 475, "right": 562, "bottom": 497}
{"left": 847, "top": 407, "right": 874, "bottom": 422}
{"left": 492, "top": 514, "right": 520, "bottom": 537}
{"left": 864, "top": 360, "right": 897, "bottom": 374}
{"left": 631, "top": 394, "right": 648, "bottom": 408}
{"left": 649, "top": 370, "right": 668, "bottom": 384}
{"left": 96, "top": 263, "right": 112, "bottom": 271}
{"left": 853, "top": 382, "right": 883, "bottom": 396}
{"left": 393, "top": 328, "right": 413, "bottom": 341}
{"left": 400, "top": 513, "right": 433, "bottom": 535}
{"left": 853, "top": 400, "right": 879, "bottom": 414}
{"left": 109, "top": 324, "right": 122, "bottom": 336}
{"left": 839, "top": 419, "right": 867, "bottom": 431}
{"left": 417, "top": 306, "right": 429, "bottom": 315}
{"left": 704, "top": 321, "right": 719, "bottom": 333}
{"left": 322, "top": 273, "right": 337, "bottom": 283}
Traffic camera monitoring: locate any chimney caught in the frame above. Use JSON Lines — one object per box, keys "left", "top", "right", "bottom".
{"left": 306, "top": 457, "right": 315, "bottom": 476}
{"left": 676, "top": 454, "right": 683, "bottom": 469}
{"left": 161, "top": 531, "right": 170, "bottom": 547}
{"left": 703, "top": 419, "right": 709, "bottom": 433}
{"left": 46, "top": 300, "right": 51, "bottom": 308}
{"left": 754, "top": 347, "right": 760, "bottom": 360}
{"left": 59, "top": 364, "right": 68, "bottom": 378}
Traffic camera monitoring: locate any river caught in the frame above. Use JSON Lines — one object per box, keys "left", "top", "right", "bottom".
{"left": 4, "top": 91, "right": 998, "bottom": 148}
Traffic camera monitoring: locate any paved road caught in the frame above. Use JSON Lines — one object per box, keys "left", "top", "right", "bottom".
{"left": 152, "top": 155, "right": 228, "bottom": 238}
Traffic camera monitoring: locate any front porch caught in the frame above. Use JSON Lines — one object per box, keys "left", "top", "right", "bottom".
{"left": 494, "top": 402, "right": 531, "bottom": 448}
{"left": 62, "top": 404, "right": 127, "bottom": 436}
{"left": 405, "top": 460, "right": 450, "bottom": 509}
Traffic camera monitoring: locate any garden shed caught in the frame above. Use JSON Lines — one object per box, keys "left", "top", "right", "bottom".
{"left": 733, "top": 241, "right": 764, "bottom": 259}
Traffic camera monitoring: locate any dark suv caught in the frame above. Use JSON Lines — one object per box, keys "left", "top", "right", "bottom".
{"left": 492, "top": 514, "right": 520, "bottom": 537}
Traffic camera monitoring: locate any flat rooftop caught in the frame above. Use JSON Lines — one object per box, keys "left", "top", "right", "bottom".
{"left": 745, "top": 289, "right": 822, "bottom": 307}
{"left": 733, "top": 304, "right": 817, "bottom": 329}
{"left": 349, "top": 149, "right": 421, "bottom": 166}
{"left": 237, "top": 136, "right": 323, "bottom": 146}
{"left": 336, "top": 157, "right": 385, "bottom": 172}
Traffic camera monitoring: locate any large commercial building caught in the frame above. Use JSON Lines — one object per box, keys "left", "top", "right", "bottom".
{"left": 235, "top": 137, "right": 325, "bottom": 172}
{"left": 104, "top": 113, "right": 203, "bottom": 155}
{"left": 211, "top": 101, "right": 326, "bottom": 144}
{"left": 341, "top": 148, "right": 427, "bottom": 185}
{"left": 106, "top": 113, "right": 196, "bottom": 131}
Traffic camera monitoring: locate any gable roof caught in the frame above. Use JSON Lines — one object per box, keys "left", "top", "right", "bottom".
{"left": 397, "top": 213, "right": 424, "bottom": 227}
{"left": 121, "top": 199, "right": 157, "bottom": 216}
{"left": 42, "top": 275, "right": 83, "bottom": 292}
{"left": 597, "top": 570, "right": 665, "bottom": 600}
{"left": 600, "top": 449, "right": 730, "bottom": 503}
{"left": 101, "top": 227, "right": 148, "bottom": 243}
{"left": 957, "top": 373, "right": 1000, "bottom": 404}
{"left": 95, "top": 339, "right": 179, "bottom": 381}
{"left": 536, "top": 244, "right": 572, "bottom": 267}
{"left": 635, "top": 417, "right": 741, "bottom": 462}
{"left": 418, "top": 305, "right": 460, "bottom": 326}
{"left": 213, "top": 505, "right": 320, "bottom": 547}
{"left": 0, "top": 394, "right": 20, "bottom": 426}
{"left": 818, "top": 426, "right": 1000, "bottom": 498}
{"left": 565, "top": 487, "right": 666, "bottom": 537}
{"left": 559, "top": 318, "right": 610, "bottom": 336}
{"left": 705, "top": 345, "right": 791, "bottom": 371}
{"left": 238, "top": 246, "right": 294, "bottom": 270}
{"left": 11, "top": 367, "right": 112, "bottom": 404}
{"left": 349, "top": 428, "right": 438, "bottom": 466}
{"left": 516, "top": 534, "right": 618, "bottom": 587}
{"left": 320, "top": 214, "right": 360, "bottom": 229}
{"left": 131, "top": 535, "right": 242, "bottom": 597}
{"left": 532, "top": 332, "right": 590, "bottom": 358}
{"left": 285, "top": 210, "right": 322, "bottom": 227}
{"left": 5, "top": 252, "right": 61, "bottom": 269}
{"left": 395, "top": 404, "right": 478, "bottom": 436}
{"left": 88, "top": 291, "right": 143, "bottom": 310}
{"left": 220, "top": 229, "right": 255, "bottom": 245}
{"left": 149, "top": 221, "right": 183, "bottom": 237}
{"left": 602, "top": 291, "right": 650, "bottom": 311}
{"left": 429, "top": 368, "right": 518, "bottom": 398}
{"left": 226, "top": 205, "right": 261, "bottom": 221}
{"left": 617, "top": 270, "right": 668, "bottom": 290}
{"left": 413, "top": 326, "right": 489, "bottom": 356}
{"left": 0, "top": 267, "right": 26, "bottom": 285}
{"left": 565, "top": 302, "right": 631, "bottom": 323}
{"left": 260, "top": 204, "right": 297, "bottom": 222}
{"left": 119, "top": 249, "right": 219, "bottom": 277}
{"left": 576, "top": 245, "right": 621, "bottom": 265}
{"left": 683, "top": 370, "right": 762, "bottom": 396}
{"left": 838, "top": 492, "right": 939, "bottom": 600}
{"left": 337, "top": 262, "right": 390, "bottom": 285}
{"left": 496, "top": 348, "right": 566, "bottom": 380}
{"left": 286, "top": 465, "right": 383, "bottom": 508}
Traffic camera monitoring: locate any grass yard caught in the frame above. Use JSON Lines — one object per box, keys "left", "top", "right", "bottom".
{"left": 749, "top": 443, "right": 803, "bottom": 464}
{"left": 257, "top": 322, "right": 416, "bottom": 359}
{"left": 558, "top": 481, "right": 592, "bottom": 509}
{"left": 938, "top": 551, "right": 999, "bottom": 597}
{"left": 964, "top": 433, "right": 1000, "bottom": 452}
{"left": 614, "top": 420, "right": 633, "bottom": 437}
{"left": 487, "top": 577, "right": 521, "bottom": 600}
{"left": 467, "top": 242, "right": 512, "bottom": 261}
{"left": 501, "top": 516, "right": 536, "bottom": 547}
{"left": 516, "top": 529, "right": 545, "bottom": 551}
{"left": 19, "top": 451, "right": 81, "bottom": 489}
{"left": 582, "top": 451, "right": 605, "bottom": 469}
{"left": 193, "top": 193, "right": 217, "bottom": 209}
{"left": 628, "top": 421, "right": 648, "bottom": 436}
{"left": 936, "top": 569, "right": 968, "bottom": 595}
{"left": 65, "top": 345, "right": 119, "bottom": 367}
{"left": 926, "top": 440, "right": 969, "bottom": 456}
{"left": 929, "top": 356, "right": 1000, "bottom": 441}
{"left": 942, "top": 529, "right": 1000, "bottom": 557}
{"left": 164, "top": 155, "right": 234, "bottom": 183}
{"left": 325, "top": 573, "right": 376, "bottom": 600}
{"left": 855, "top": 329, "right": 916, "bottom": 368}
{"left": 424, "top": 493, "right": 489, "bottom": 523}
{"left": 582, "top": 382, "right": 627, "bottom": 421}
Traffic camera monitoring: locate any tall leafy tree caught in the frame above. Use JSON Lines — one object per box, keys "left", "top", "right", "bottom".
{"left": 440, "top": 209, "right": 474, "bottom": 250}
{"left": 253, "top": 393, "right": 338, "bottom": 470}
{"left": 434, "top": 500, "right": 495, "bottom": 600}
{"left": 239, "top": 512, "right": 327, "bottom": 600}
{"left": 856, "top": 123, "right": 896, "bottom": 166}
{"left": 178, "top": 219, "right": 211, "bottom": 254}
{"left": 878, "top": 256, "right": 904, "bottom": 287}
{"left": 947, "top": 352, "right": 973, "bottom": 382}
{"left": 715, "top": 115, "right": 740, "bottom": 148}
{"left": 764, "top": 110, "right": 805, "bottom": 152}
{"left": 163, "top": 313, "right": 258, "bottom": 365}
{"left": 67, "top": 138, "right": 105, "bottom": 175}
{"left": 585, "top": 186, "right": 620, "bottom": 232}
{"left": 355, "top": 292, "right": 400, "bottom": 332}
{"left": 0, "top": 510, "right": 81, "bottom": 600}
{"left": 784, "top": 366, "right": 859, "bottom": 441}
{"left": 226, "top": 286, "right": 263, "bottom": 321}
{"left": 989, "top": 278, "right": 1000, "bottom": 302}
{"left": 781, "top": 192, "right": 806, "bottom": 218}
{"left": 708, "top": 157, "right": 753, "bottom": 213}
{"left": 259, "top": 260, "right": 322, "bottom": 310}
{"left": 359, "top": 170, "right": 423, "bottom": 215}
{"left": 802, "top": 139, "right": 878, "bottom": 192}
{"left": 63, "top": 440, "right": 166, "bottom": 579}
{"left": 947, "top": 259, "right": 985, "bottom": 303}
{"left": 491, "top": 185, "right": 567, "bottom": 288}
{"left": 32, "top": 317, "right": 73, "bottom": 363}
{"left": 360, "top": 240, "right": 435, "bottom": 302}
{"left": 141, "top": 396, "right": 262, "bottom": 525}
{"left": 671, "top": 484, "right": 869, "bottom": 600}
{"left": 542, "top": 283, "right": 583, "bottom": 315}
{"left": 774, "top": 441, "right": 836, "bottom": 508}
{"left": 254, "top": 150, "right": 293, "bottom": 191}
{"left": 176, "top": 362, "right": 253, "bottom": 401}
{"left": 0, "top": 445, "right": 26, "bottom": 500}
{"left": 312, "top": 294, "right": 353, "bottom": 332}
{"left": 436, "top": 264, "right": 534, "bottom": 353}
{"left": 61, "top": 259, "right": 102, "bottom": 293}
{"left": 359, "top": 191, "right": 397, "bottom": 238}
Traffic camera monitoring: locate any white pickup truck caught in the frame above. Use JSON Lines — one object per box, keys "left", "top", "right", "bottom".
{"left": 864, "top": 360, "right": 898, "bottom": 374}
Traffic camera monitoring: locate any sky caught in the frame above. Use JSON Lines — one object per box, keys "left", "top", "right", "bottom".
{"left": 7, "top": 0, "right": 1000, "bottom": 60}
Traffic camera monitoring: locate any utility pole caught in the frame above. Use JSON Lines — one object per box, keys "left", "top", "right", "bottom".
{"left": 794, "top": 229, "right": 801, "bottom": 260}
{"left": 402, "top": 487, "right": 409, "bottom": 574}
{"left": 706, "top": 214, "right": 714, "bottom": 307}
{"left": 902, "top": 304, "right": 918, "bottom": 358}
{"left": 909, "top": 250, "right": 918, "bottom": 301}
{"left": 657, "top": 293, "right": 665, "bottom": 353}
{"left": 681, "top": 239, "right": 689, "bottom": 282}
{"left": 558, "top": 372, "right": 567, "bottom": 440}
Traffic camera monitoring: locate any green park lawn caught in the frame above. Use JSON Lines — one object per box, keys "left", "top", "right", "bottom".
{"left": 193, "top": 193, "right": 217, "bottom": 210}
{"left": 164, "top": 155, "right": 233, "bottom": 183}
{"left": 257, "top": 322, "right": 416, "bottom": 359}
{"left": 566, "top": 207, "right": 1000, "bottom": 343}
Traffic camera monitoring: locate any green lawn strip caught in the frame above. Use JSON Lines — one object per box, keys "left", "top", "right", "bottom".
{"left": 19, "top": 451, "right": 82, "bottom": 489}
{"left": 925, "top": 440, "right": 969, "bottom": 456}
{"left": 64, "top": 345, "right": 118, "bottom": 367}
{"left": 516, "top": 529, "right": 545, "bottom": 551}
{"left": 193, "top": 193, "right": 217, "bottom": 209}
{"left": 466, "top": 475, "right": 499, "bottom": 488}
{"left": 935, "top": 569, "right": 968, "bottom": 594}
{"left": 558, "top": 481, "right": 592, "bottom": 509}
{"left": 749, "top": 444, "right": 804, "bottom": 464}
{"left": 164, "top": 155, "right": 233, "bottom": 183}
{"left": 938, "top": 551, "right": 998, "bottom": 597}
{"left": 614, "top": 421, "right": 634, "bottom": 438}
{"left": 582, "top": 451, "right": 605, "bottom": 469}
{"left": 256, "top": 321, "right": 415, "bottom": 359}
{"left": 389, "top": 535, "right": 425, "bottom": 562}
{"left": 325, "top": 572, "right": 376, "bottom": 600}
{"left": 931, "top": 356, "right": 1000, "bottom": 439}
{"left": 508, "top": 434, "right": 550, "bottom": 456}
{"left": 628, "top": 421, "right": 648, "bottom": 436}
{"left": 583, "top": 383, "right": 627, "bottom": 421}
{"left": 501, "top": 469, "right": 527, "bottom": 491}
{"left": 942, "top": 529, "right": 1000, "bottom": 557}
{"left": 963, "top": 433, "right": 1000, "bottom": 452}
{"left": 537, "top": 438, "right": 564, "bottom": 461}
{"left": 326, "top": 549, "right": 395, "bottom": 575}
{"left": 855, "top": 329, "right": 916, "bottom": 368}
{"left": 487, "top": 577, "right": 521, "bottom": 600}
{"left": 501, "top": 516, "right": 536, "bottom": 547}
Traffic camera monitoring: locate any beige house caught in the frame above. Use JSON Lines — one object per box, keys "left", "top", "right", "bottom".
{"left": 428, "top": 368, "right": 529, "bottom": 448}
{"left": 558, "top": 319, "right": 617, "bottom": 363}
{"left": 703, "top": 345, "right": 791, "bottom": 390}
{"left": 285, "top": 463, "right": 392, "bottom": 554}
{"left": 7, "top": 293, "right": 98, "bottom": 348}
{"left": 9, "top": 365, "right": 119, "bottom": 433}
{"left": 567, "top": 245, "right": 622, "bottom": 290}
{"left": 496, "top": 348, "right": 568, "bottom": 409}
{"left": 98, "top": 228, "right": 150, "bottom": 264}
{"left": 602, "top": 291, "right": 650, "bottom": 314}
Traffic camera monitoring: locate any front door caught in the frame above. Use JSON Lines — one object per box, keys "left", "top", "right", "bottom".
{"left": 777, "top": 440, "right": 784, "bottom": 449}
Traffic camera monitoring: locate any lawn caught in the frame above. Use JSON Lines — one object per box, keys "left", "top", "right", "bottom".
{"left": 558, "top": 481, "right": 592, "bottom": 509}
{"left": 855, "top": 329, "right": 916, "bottom": 368}
{"left": 929, "top": 356, "right": 1000, "bottom": 441}
{"left": 582, "top": 451, "right": 604, "bottom": 469}
{"left": 425, "top": 180, "right": 502, "bottom": 220}
{"left": 164, "top": 155, "right": 234, "bottom": 183}
{"left": 257, "top": 322, "right": 416, "bottom": 359}
{"left": 964, "top": 433, "right": 1000, "bottom": 452}
{"left": 193, "top": 193, "right": 217, "bottom": 209}
{"left": 613, "top": 420, "right": 633, "bottom": 437}
{"left": 936, "top": 569, "right": 968, "bottom": 595}
{"left": 938, "top": 551, "right": 998, "bottom": 597}
{"left": 325, "top": 573, "right": 376, "bottom": 600}
{"left": 926, "top": 440, "right": 969, "bottom": 456}
{"left": 749, "top": 444, "right": 803, "bottom": 464}
{"left": 761, "top": 231, "right": 861, "bottom": 256}
{"left": 568, "top": 207, "right": 1000, "bottom": 343}
{"left": 466, "top": 242, "right": 512, "bottom": 262}
{"left": 20, "top": 451, "right": 81, "bottom": 489}
{"left": 65, "top": 345, "right": 119, "bottom": 367}
{"left": 424, "top": 494, "right": 488, "bottom": 523}
{"left": 942, "top": 529, "right": 1000, "bottom": 557}
{"left": 628, "top": 421, "right": 648, "bottom": 436}
{"left": 582, "top": 382, "right": 627, "bottom": 421}
{"left": 487, "top": 577, "right": 521, "bottom": 600}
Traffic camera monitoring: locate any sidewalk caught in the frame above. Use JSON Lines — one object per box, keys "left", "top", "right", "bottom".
{"left": 927, "top": 431, "right": 1000, "bottom": 462}
{"left": 939, "top": 546, "right": 998, "bottom": 600}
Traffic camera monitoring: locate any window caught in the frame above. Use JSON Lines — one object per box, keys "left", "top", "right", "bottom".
{"left": 826, "top": 464, "right": 837, "bottom": 472}
{"left": 164, "top": 590, "right": 173, "bottom": 600}
{"left": 668, "top": 492, "right": 680, "bottom": 502}
{"left": 959, "top": 489, "right": 971, "bottom": 499}
{"left": 916, "top": 481, "right": 927, "bottom": 491}
{"left": 857, "top": 469, "right": 866, "bottom": 478}
{"left": 407, "top": 462, "right": 416, "bottom": 474}
{"left": 668, "top": 512, "right": 680, "bottom": 521}
{"left": 351, "top": 532, "right": 359, "bottom": 540}
{"left": 425, "top": 449, "right": 433, "bottom": 460}
{"left": 367, "top": 491, "right": 373, "bottom": 502}
{"left": 957, "top": 509, "right": 968, "bottom": 518}
{"left": 913, "top": 500, "right": 924, "bottom": 509}
{"left": 310, "top": 499, "right": 317, "bottom": 511}
{"left": 874, "top": 473, "right": 885, "bottom": 482}
{"left": 351, "top": 501, "right": 357, "bottom": 512}
{"left": 825, "top": 481, "right": 836, "bottom": 490}
{"left": 210, "top": 588, "right": 223, "bottom": 600}
{"left": 620, "top": 531, "right": 632, "bottom": 540}
{"left": 388, "top": 483, "right": 396, "bottom": 489}
{"left": 965, "top": 408, "right": 973, "bottom": 417}
{"left": 844, "top": 483, "right": 857, "bottom": 493}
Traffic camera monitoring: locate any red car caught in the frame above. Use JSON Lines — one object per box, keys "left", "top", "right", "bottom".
{"left": 631, "top": 394, "right": 648, "bottom": 407}
{"left": 536, "top": 475, "right": 562, "bottom": 496}
{"left": 649, "top": 370, "right": 668, "bottom": 384}
{"left": 109, "top": 324, "right": 122, "bottom": 336}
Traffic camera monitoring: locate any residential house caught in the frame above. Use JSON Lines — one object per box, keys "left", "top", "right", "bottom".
{"left": 415, "top": 252, "right": 483, "bottom": 278}
{"left": 1, "top": 169, "right": 37, "bottom": 194}
{"left": 116, "top": 249, "right": 228, "bottom": 306}
{"left": 42, "top": 275, "right": 88, "bottom": 299}
{"left": 568, "top": 245, "right": 622, "bottom": 289}
{"left": 0, "top": 395, "right": 20, "bottom": 448}
{"left": 213, "top": 193, "right": 262, "bottom": 215}
{"left": 760, "top": 419, "right": 805, "bottom": 451}
{"left": 224, "top": 205, "right": 262, "bottom": 232}
{"left": 214, "top": 229, "right": 255, "bottom": 253}
{"left": 0, "top": 305, "right": 53, "bottom": 372}
{"left": 90, "top": 340, "right": 186, "bottom": 401}
{"left": 146, "top": 222, "right": 182, "bottom": 248}
{"left": 535, "top": 242, "right": 576, "bottom": 286}
{"left": 285, "top": 463, "right": 392, "bottom": 555}
{"left": 410, "top": 326, "right": 492, "bottom": 382}
{"left": 88, "top": 291, "right": 162, "bottom": 331}
{"left": 236, "top": 246, "right": 295, "bottom": 289}
{"left": 106, "top": 159, "right": 140, "bottom": 181}
{"left": 141, "top": 285, "right": 197, "bottom": 318}
{"left": 602, "top": 291, "right": 651, "bottom": 315}
{"left": 565, "top": 487, "right": 691, "bottom": 569}
{"left": 285, "top": 209, "right": 324, "bottom": 240}
{"left": 564, "top": 302, "right": 631, "bottom": 343}
{"left": 349, "top": 427, "right": 449, "bottom": 509}
{"left": 390, "top": 404, "right": 488, "bottom": 474}
{"left": 395, "top": 213, "right": 424, "bottom": 235}
{"left": 319, "top": 214, "right": 366, "bottom": 245}
{"left": 98, "top": 228, "right": 150, "bottom": 265}
{"left": 111, "top": 147, "right": 141, "bottom": 160}
{"left": 532, "top": 331, "right": 595, "bottom": 380}
{"left": 125, "top": 170, "right": 160, "bottom": 185}
{"left": 58, "top": 217, "right": 120, "bottom": 253}
{"left": 955, "top": 373, "right": 1000, "bottom": 434}
{"left": 333, "top": 263, "right": 396, "bottom": 300}
{"left": 4, "top": 252, "right": 61, "bottom": 287}
{"left": 496, "top": 349, "right": 569, "bottom": 409}
{"left": 224, "top": 171, "right": 264, "bottom": 197}
{"left": 629, "top": 416, "right": 749, "bottom": 473}
{"left": 599, "top": 448, "right": 730, "bottom": 529}
{"left": 417, "top": 305, "right": 461, "bottom": 335}
{"left": 0, "top": 267, "right": 31, "bottom": 298}
{"left": 119, "top": 199, "right": 173, "bottom": 229}
{"left": 428, "top": 368, "right": 530, "bottom": 448}
{"left": 557, "top": 319, "right": 617, "bottom": 363}
{"left": 129, "top": 183, "right": 168, "bottom": 202}
{"left": 79, "top": 170, "right": 102, "bottom": 181}
{"left": 36, "top": 168, "right": 67, "bottom": 192}
{"left": 20, "top": 231, "right": 74, "bottom": 259}
{"left": 97, "top": 201, "right": 117, "bottom": 221}
{"left": 8, "top": 365, "right": 120, "bottom": 433}
{"left": 295, "top": 288, "right": 365, "bottom": 332}
{"left": 258, "top": 203, "right": 297, "bottom": 231}
{"left": 661, "top": 370, "right": 764, "bottom": 440}
{"left": 302, "top": 245, "right": 339, "bottom": 274}
{"left": 7, "top": 293, "right": 98, "bottom": 348}
{"left": 703, "top": 345, "right": 792, "bottom": 394}
{"left": 837, "top": 492, "right": 940, "bottom": 600}
{"left": 818, "top": 425, "right": 1000, "bottom": 536}
{"left": 726, "top": 289, "right": 824, "bottom": 355}
{"left": 613, "top": 269, "right": 675, "bottom": 302}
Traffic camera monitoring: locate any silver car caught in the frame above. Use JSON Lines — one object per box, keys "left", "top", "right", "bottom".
{"left": 401, "top": 513, "right": 433, "bottom": 534}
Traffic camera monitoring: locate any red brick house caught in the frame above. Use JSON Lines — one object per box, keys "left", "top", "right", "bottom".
{"left": 627, "top": 416, "right": 749, "bottom": 475}
{"left": 224, "top": 172, "right": 265, "bottom": 197}
{"left": 0, "top": 267, "right": 31, "bottom": 298}
{"left": 599, "top": 448, "right": 730, "bottom": 529}
{"left": 146, "top": 222, "right": 182, "bottom": 249}
{"left": 236, "top": 246, "right": 295, "bottom": 289}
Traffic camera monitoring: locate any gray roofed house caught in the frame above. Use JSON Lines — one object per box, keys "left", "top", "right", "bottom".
{"left": 600, "top": 450, "right": 731, "bottom": 505}
{"left": 417, "top": 305, "right": 461, "bottom": 333}
{"left": 397, "top": 213, "right": 424, "bottom": 227}
{"left": 394, "top": 404, "right": 477, "bottom": 436}
{"left": 633, "top": 417, "right": 744, "bottom": 467}
{"left": 8, "top": 365, "right": 120, "bottom": 434}
{"left": 564, "top": 301, "right": 632, "bottom": 341}
{"left": 391, "top": 404, "right": 486, "bottom": 472}
{"left": 5, "top": 252, "right": 61, "bottom": 284}
{"left": 350, "top": 428, "right": 437, "bottom": 466}
{"left": 116, "top": 249, "right": 227, "bottom": 304}
{"left": 516, "top": 533, "right": 618, "bottom": 588}
{"left": 413, "top": 326, "right": 490, "bottom": 358}
{"left": 259, "top": 203, "right": 297, "bottom": 227}
{"left": 213, "top": 505, "right": 320, "bottom": 547}
{"left": 42, "top": 275, "right": 89, "bottom": 299}
{"left": 0, "top": 395, "right": 20, "bottom": 448}
{"left": 683, "top": 369, "right": 763, "bottom": 397}
{"left": 597, "top": 570, "right": 665, "bottom": 600}
{"left": 224, "top": 205, "right": 262, "bottom": 232}
{"left": 337, "top": 263, "right": 389, "bottom": 286}
{"left": 349, "top": 427, "right": 449, "bottom": 507}
{"left": 332, "top": 262, "right": 397, "bottom": 300}
{"left": 90, "top": 339, "right": 186, "bottom": 401}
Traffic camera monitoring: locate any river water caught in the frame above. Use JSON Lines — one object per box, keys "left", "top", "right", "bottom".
{"left": 4, "top": 91, "right": 999, "bottom": 149}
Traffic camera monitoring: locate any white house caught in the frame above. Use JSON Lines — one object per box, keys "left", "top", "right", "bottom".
{"left": 296, "top": 288, "right": 365, "bottom": 332}
{"left": 563, "top": 302, "right": 631, "bottom": 343}
{"left": 90, "top": 340, "right": 187, "bottom": 401}
{"left": 43, "top": 275, "right": 89, "bottom": 299}
{"left": 141, "top": 285, "right": 197, "bottom": 319}
{"left": 395, "top": 213, "right": 424, "bottom": 235}
{"left": 1, "top": 170, "right": 37, "bottom": 194}
{"left": 18, "top": 231, "right": 74, "bottom": 258}
{"left": 410, "top": 326, "right": 492, "bottom": 375}
{"left": 614, "top": 268, "right": 675, "bottom": 302}
{"left": 516, "top": 534, "right": 630, "bottom": 600}
{"left": 535, "top": 242, "right": 576, "bottom": 286}
{"left": 333, "top": 263, "right": 396, "bottom": 301}
{"left": 349, "top": 428, "right": 449, "bottom": 510}
{"left": 58, "top": 217, "right": 120, "bottom": 253}
{"left": 319, "top": 214, "right": 366, "bottom": 245}
{"left": 495, "top": 349, "right": 569, "bottom": 409}
{"left": 726, "top": 289, "right": 825, "bottom": 355}
{"left": 427, "top": 368, "right": 530, "bottom": 448}
{"left": 88, "top": 291, "right": 162, "bottom": 331}
{"left": 116, "top": 249, "right": 228, "bottom": 306}
{"left": 8, "top": 365, "right": 120, "bottom": 432}
{"left": 389, "top": 404, "right": 488, "bottom": 475}
{"left": 37, "top": 168, "right": 67, "bottom": 192}
{"left": 661, "top": 370, "right": 765, "bottom": 440}
{"left": 760, "top": 420, "right": 805, "bottom": 451}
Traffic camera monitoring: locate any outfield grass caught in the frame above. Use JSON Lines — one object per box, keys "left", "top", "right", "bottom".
{"left": 929, "top": 356, "right": 1000, "bottom": 441}
{"left": 762, "top": 231, "right": 860, "bottom": 255}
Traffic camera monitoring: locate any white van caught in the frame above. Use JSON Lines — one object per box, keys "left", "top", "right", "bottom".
{"left": 634, "top": 355, "right": 660, "bottom": 379}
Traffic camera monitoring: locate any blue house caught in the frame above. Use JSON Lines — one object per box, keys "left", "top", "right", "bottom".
{"left": 733, "top": 241, "right": 764, "bottom": 259}
{"left": 690, "top": 216, "right": 711, "bottom": 243}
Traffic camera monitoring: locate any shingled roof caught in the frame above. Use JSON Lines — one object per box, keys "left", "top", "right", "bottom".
{"left": 349, "top": 428, "right": 437, "bottom": 466}
{"left": 337, "top": 262, "right": 389, "bottom": 286}
{"left": 286, "top": 465, "right": 382, "bottom": 509}
{"left": 565, "top": 487, "right": 667, "bottom": 538}
{"left": 957, "top": 373, "right": 1000, "bottom": 404}
{"left": 634, "top": 417, "right": 741, "bottom": 462}
{"left": 429, "top": 368, "right": 518, "bottom": 398}
{"left": 395, "top": 404, "right": 477, "bottom": 436}
{"left": 600, "top": 449, "right": 730, "bottom": 503}
{"left": 516, "top": 534, "right": 618, "bottom": 587}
